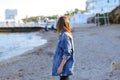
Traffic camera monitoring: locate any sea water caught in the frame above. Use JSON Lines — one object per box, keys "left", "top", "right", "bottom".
{"left": 0, "top": 32, "right": 47, "bottom": 61}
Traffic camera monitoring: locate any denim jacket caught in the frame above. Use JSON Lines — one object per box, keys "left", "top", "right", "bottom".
{"left": 52, "top": 31, "right": 74, "bottom": 76}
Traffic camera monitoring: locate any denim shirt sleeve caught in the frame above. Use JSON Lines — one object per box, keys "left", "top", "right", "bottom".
{"left": 60, "top": 32, "right": 72, "bottom": 60}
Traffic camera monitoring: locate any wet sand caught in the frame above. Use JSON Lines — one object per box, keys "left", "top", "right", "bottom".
{"left": 0, "top": 24, "right": 120, "bottom": 80}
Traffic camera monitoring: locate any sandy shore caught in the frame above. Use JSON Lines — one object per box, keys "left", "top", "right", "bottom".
{"left": 71, "top": 24, "right": 120, "bottom": 80}
{"left": 0, "top": 24, "right": 120, "bottom": 80}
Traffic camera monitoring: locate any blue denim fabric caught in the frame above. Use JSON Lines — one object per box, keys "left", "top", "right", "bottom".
{"left": 52, "top": 31, "right": 74, "bottom": 76}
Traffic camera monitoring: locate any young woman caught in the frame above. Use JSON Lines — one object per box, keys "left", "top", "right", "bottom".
{"left": 52, "top": 16, "right": 74, "bottom": 80}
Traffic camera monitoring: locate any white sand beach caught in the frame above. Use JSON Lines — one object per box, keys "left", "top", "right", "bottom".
{"left": 0, "top": 24, "right": 120, "bottom": 80}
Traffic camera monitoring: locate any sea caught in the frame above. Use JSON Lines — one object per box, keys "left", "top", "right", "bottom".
{"left": 0, "top": 32, "right": 47, "bottom": 61}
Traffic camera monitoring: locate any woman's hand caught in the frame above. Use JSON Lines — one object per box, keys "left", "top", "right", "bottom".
{"left": 57, "top": 66, "right": 63, "bottom": 74}
{"left": 57, "top": 59, "right": 67, "bottom": 74}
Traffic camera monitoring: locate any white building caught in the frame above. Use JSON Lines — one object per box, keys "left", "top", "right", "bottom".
{"left": 5, "top": 9, "right": 17, "bottom": 20}
{"left": 86, "top": 0, "right": 120, "bottom": 14}
{"left": 70, "top": 13, "right": 94, "bottom": 24}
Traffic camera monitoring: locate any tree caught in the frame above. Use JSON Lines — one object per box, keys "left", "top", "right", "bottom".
{"left": 64, "top": 11, "right": 71, "bottom": 16}
{"left": 74, "top": 8, "right": 79, "bottom": 14}
{"left": 64, "top": 8, "right": 86, "bottom": 16}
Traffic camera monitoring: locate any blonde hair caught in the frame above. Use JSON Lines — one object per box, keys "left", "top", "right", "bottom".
{"left": 56, "top": 16, "right": 72, "bottom": 35}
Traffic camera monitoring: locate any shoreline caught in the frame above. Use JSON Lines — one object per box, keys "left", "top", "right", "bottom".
{"left": 0, "top": 31, "right": 47, "bottom": 63}
{"left": 0, "top": 30, "right": 58, "bottom": 80}
{"left": 0, "top": 30, "right": 57, "bottom": 64}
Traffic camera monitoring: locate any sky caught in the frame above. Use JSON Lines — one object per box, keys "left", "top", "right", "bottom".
{"left": 0, "top": 0, "right": 86, "bottom": 20}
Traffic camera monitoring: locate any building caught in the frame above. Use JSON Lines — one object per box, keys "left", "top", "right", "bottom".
{"left": 70, "top": 13, "right": 94, "bottom": 24}
{"left": 86, "top": 0, "right": 120, "bottom": 25}
{"left": 86, "top": 0, "right": 120, "bottom": 14}
{"left": 5, "top": 9, "right": 17, "bottom": 20}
